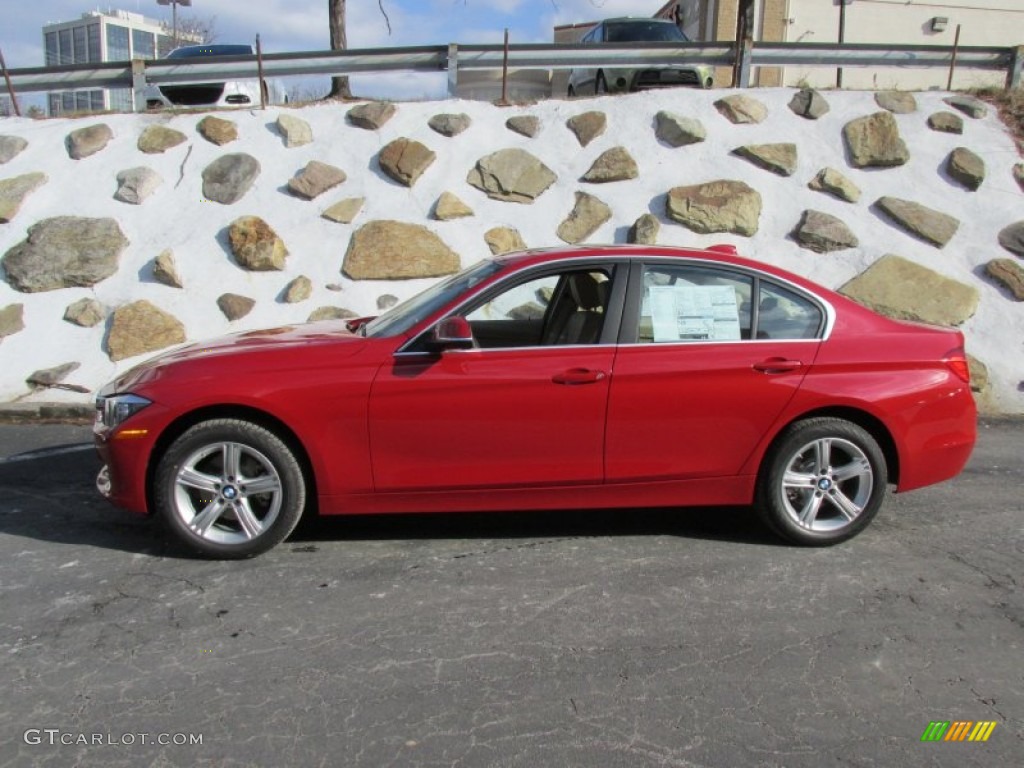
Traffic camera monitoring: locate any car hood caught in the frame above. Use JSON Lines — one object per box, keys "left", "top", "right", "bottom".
{"left": 102, "top": 321, "right": 366, "bottom": 395}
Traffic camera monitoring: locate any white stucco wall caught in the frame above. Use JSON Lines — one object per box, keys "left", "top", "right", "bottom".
{"left": 781, "top": 0, "right": 1023, "bottom": 90}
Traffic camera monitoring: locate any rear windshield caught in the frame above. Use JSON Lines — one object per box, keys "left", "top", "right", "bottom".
{"left": 604, "top": 22, "right": 688, "bottom": 43}
{"left": 167, "top": 44, "right": 253, "bottom": 59}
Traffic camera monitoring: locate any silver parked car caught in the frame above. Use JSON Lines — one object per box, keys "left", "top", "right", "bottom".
{"left": 567, "top": 17, "right": 714, "bottom": 96}
{"left": 145, "top": 44, "right": 286, "bottom": 109}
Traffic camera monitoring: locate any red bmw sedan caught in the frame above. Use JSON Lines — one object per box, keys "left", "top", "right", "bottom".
{"left": 94, "top": 245, "right": 976, "bottom": 558}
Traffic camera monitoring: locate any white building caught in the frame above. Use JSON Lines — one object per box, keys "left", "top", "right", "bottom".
{"left": 781, "top": 0, "right": 1023, "bottom": 90}
{"left": 42, "top": 9, "right": 198, "bottom": 116}
{"left": 656, "top": 0, "right": 1023, "bottom": 90}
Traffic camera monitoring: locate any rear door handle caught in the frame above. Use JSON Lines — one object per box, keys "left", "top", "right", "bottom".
{"left": 552, "top": 368, "right": 607, "bottom": 385}
{"left": 753, "top": 358, "right": 803, "bottom": 374}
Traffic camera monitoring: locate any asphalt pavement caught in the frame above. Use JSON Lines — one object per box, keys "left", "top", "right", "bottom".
{"left": 0, "top": 419, "right": 1021, "bottom": 767}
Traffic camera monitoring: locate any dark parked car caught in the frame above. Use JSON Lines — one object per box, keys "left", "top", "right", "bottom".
{"left": 95, "top": 245, "right": 976, "bottom": 558}
{"left": 567, "top": 17, "right": 714, "bottom": 96}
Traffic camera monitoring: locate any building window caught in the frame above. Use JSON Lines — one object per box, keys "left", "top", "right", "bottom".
{"left": 45, "top": 32, "right": 59, "bottom": 66}
{"left": 106, "top": 24, "right": 130, "bottom": 61}
{"left": 157, "top": 34, "right": 176, "bottom": 58}
{"left": 91, "top": 90, "right": 105, "bottom": 111}
{"left": 48, "top": 94, "right": 61, "bottom": 116}
{"left": 58, "top": 29, "right": 73, "bottom": 65}
{"left": 132, "top": 29, "right": 155, "bottom": 59}
{"left": 61, "top": 92, "right": 75, "bottom": 112}
{"left": 73, "top": 26, "right": 88, "bottom": 64}
{"left": 87, "top": 25, "right": 101, "bottom": 63}
{"left": 109, "top": 88, "right": 133, "bottom": 112}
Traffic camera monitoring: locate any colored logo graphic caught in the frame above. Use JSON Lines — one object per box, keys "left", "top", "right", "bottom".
{"left": 921, "top": 721, "right": 997, "bottom": 742}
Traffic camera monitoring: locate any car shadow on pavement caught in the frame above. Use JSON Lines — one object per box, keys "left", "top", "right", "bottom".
{"left": 0, "top": 449, "right": 782, "bottom": 559}
{"left": 0, "top": 447, "right": 184, "bottom": 558}
{"left": 291, "top": 504, "right": 782, "bottom": 548}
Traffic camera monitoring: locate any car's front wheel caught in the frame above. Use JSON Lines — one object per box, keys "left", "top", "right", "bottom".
{"left": 756, "top": 418, "right": 887, "bottom": 546}
{"left": 154, "top": 419, "right": 306, "bottom": 559}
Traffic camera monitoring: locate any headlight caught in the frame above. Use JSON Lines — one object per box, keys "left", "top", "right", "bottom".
{"left": 95, "top": 393, "right": 152, "bottom": 428}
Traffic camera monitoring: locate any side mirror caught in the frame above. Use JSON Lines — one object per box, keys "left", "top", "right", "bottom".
{"left": 345, "top": 316, "right": 376, "bottom": 332}
{"left": 431, "top": 316, "right": 476, "bottom": 350}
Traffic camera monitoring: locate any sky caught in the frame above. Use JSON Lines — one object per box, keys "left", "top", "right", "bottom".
{"left": 3, "top": 0, "right": 670, "bottom": 102}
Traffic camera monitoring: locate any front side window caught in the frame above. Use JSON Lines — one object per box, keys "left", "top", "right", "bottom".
{"left": 364, "top": 260, "right": 503, "bottom": 339}
{"left": 637, "top": 264, "right": 752, "bottom": 343}
{"left": 463, "top": 268, "right": 612, "bottom": 348}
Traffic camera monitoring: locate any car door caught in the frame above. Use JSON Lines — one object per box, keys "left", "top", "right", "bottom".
{"left": 605, "top": 260, "right": 825, "bottom": 482}
{"left": 368, "top": 264, "right": 622, "bottom": 492}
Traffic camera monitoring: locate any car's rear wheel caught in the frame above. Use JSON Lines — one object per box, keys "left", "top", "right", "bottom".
{"left": 756, "top": 418, "right": 887, "bottom": 546}
{"left": 154, "top": 419, "right": 306, "bottom": 559}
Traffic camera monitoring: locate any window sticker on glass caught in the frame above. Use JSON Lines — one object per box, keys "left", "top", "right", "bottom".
{"left": 649, "top": 285, "right": 741, "bottom": 342}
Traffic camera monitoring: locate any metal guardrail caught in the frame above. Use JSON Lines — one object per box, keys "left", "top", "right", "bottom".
{"left": 3, "top": 40, "right": 1022, "bottom": 110}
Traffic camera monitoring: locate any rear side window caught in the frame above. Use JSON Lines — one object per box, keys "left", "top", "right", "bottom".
{"left": 630, "top": 263, "right": 825, "bottom": 343}
{"left": 757, "top": 283, "right": 823, "bottom": 340}
{"left": 638, "top": 265, "right": 753, "bottom": 342}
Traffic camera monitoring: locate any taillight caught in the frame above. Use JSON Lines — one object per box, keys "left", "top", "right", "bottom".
{"left": 944, "top": 349, "right": 970, "bottom": 384}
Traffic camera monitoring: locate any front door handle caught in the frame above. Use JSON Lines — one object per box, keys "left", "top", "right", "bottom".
{"left": 753, "top": 358, "right": 803, "bottom": 374}
{"left": 552, "top": 368, "right": 607, "bottom": 385}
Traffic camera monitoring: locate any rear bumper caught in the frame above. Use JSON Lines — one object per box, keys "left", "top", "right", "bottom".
{"left": 895, "top": 388, "right": 977, "bottom": 492}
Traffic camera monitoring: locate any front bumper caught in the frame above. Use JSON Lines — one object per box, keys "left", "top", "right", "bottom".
{"left": 604, "top": 65, "right": 713, "bottom": 91}
{"left": 144, "top": 80, "right": 259, "bottom": 109}
{"left": 93, "top": 406, "right": 170, "bottom": 515}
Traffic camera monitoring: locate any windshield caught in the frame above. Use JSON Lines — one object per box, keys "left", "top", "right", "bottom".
{"left": 363, "top": 259, "right": 505, "bottom": 338}
{"left": 167, "top": 44, "right": 253, "bottom": 59}
{"left": 604, "top": 21, "right": 688, "bottom": 43}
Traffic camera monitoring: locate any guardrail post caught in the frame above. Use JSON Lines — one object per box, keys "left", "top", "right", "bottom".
{"left": 447, "top": 43, "right": 458, "bottom": 98}
{"left": 1007, "top": 45, "right": 1023, "bottom": 89}
{"left": 0, "top": 48, "right": 21, "bottom": 116}
{"left": 736, "top": 39, "right": 753, "bottom": 88}
{"left": 131, "top": 59, "right": 148, "bottom": 113}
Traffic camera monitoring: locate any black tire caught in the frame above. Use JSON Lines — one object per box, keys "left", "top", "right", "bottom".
{"left": 154, "top": 419, "right": 306, "bottom": 559}
{"left": 755, "top": 418, "right": 887, "bottom": 546}
{"left": 595, "top": 72, "right": 608, "bottom": 95}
